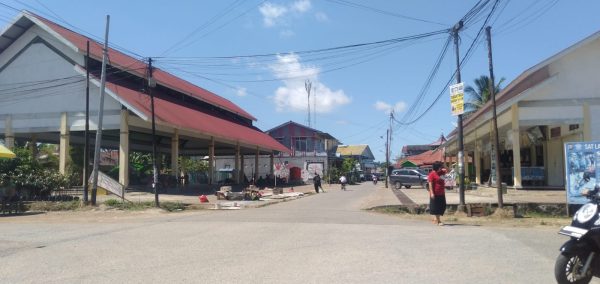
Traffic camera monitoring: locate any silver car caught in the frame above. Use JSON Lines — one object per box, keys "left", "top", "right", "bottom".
{"left": 389, "top": 169, "right": 428, "bottom": 189}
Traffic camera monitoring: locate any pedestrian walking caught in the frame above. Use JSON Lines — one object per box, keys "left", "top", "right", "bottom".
{"left": 313, "top": 173, "right": 324, "bottom": 193}
{"left": 428, "top": 161, "right": 447, "bottom": 226}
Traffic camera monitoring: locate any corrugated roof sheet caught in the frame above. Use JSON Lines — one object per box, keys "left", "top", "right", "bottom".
{"left": 25, "top": 11, "right": 256, "bottom": 121}
{"left": 105, "top": 80, "right": 289, "bottom": 153}
{"left": 336, "top": 145, "right": 369, "bottom": 156}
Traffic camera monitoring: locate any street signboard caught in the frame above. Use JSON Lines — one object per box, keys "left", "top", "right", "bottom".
{"left": 450, "top": 82, "right": 464, "bottom": 116}
{"left": 89, "top": 171, "right": 124, "bottom": 198}
{"left": 565, "top": 141, "right": 600, "bottom": 204}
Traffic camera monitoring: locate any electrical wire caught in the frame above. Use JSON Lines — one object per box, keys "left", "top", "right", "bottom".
{"left": 0, "top": 1, "right": 146, "bottom": 61}
{"left": 324, "top": 0, "right": 447, "bottom": 27}
{"left": 159, "top": 0, "right": 248, "bottom": 56}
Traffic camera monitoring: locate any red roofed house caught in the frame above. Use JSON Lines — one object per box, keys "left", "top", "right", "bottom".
{"left": 0, "top": 11, "right": 288, "bottom": 188}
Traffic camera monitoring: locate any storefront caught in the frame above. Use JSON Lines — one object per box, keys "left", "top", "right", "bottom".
{"left": 444, "top": 30, "right": 600, "bottom": 188}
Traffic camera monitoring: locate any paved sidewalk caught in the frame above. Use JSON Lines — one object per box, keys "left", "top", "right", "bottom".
{"left": 397, "top": 184, "right": 567, "bottom": 205}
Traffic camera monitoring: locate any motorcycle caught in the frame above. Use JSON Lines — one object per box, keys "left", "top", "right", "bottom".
{"left": 373, "top": 176, "right": 378, "bottom": 185}
{"left": 555, "top": 186, "right": 600, "bottom": 284}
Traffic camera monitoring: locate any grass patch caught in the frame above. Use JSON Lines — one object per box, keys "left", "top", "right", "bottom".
{"left": 27, "top": 200, "right": 81, "bottom": 211}
{"left": 103, "top": 199, "right": 155, "bottom": 211}
{"left": 103, "top": 199, "right": 186, "bottom": 212}
{"left": 160, "top": 201, "right": 185, "bottom": 212}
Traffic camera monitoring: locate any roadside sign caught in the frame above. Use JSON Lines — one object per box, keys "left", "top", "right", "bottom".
{"left": 450, "top": 82, "right": 464, "bottom": 116}
{"left": 89, "top": 171, "right": 124, "bottom": 198}
{"left": 564, "top": 141, "right": 600, "bottom": 204}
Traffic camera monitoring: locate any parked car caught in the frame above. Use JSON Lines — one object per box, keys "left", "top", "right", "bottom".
{"left": 389, "top": 169, "right": 428, "bottom": 189}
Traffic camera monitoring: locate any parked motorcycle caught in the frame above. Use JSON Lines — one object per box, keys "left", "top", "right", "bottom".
{"left": 555, "top": 186, "right": 600, "bottom": 284}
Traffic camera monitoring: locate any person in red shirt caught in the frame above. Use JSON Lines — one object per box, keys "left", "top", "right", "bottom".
{"left": 428, "top": 161, "right": 446, "bottom": 226}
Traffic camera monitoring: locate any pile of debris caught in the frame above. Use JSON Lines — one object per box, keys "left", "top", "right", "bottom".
{"left": 213, "top": 186, "right": 304, "bottom": 209}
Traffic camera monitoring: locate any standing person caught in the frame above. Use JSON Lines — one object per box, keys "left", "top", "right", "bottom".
{"left": 339, "top": 175, "right": 347, "bottom": 191}
{"left": 313, "top": 173, "right": 323, "bottom": 193}
{"left": 428, "top": 161, "right": 447, "bottom": 226}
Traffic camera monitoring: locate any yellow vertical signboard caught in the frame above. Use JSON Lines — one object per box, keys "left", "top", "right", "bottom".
{"left": 450, "top": 82, "right": 464, "bottom": 116}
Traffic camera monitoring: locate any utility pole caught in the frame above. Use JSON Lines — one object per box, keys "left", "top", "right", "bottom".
{"left": 384, "top": 111, "right": 394, "bottom": 188}
{"left": 313, "top": 85, "right": 317, "bottom": 129}
{"left": 305, "top": 80, "right": 312, "bottom": 127}
{"left": 486, "top": 26, "right": 503, "bottom": 208}
{"left": 84, "top": 41, "right": 90, "bottom": 204}
{"left": 91, "top": 15, "right": 110, "bottom": 206}
{"left": 148, "top": 57, "right": 159, "bottom": 207}
{"left": 453, "top": 20, "right": 466, "bottom": 210}
{"left": 385, "top": 129, "right": 389, "bottom": 189}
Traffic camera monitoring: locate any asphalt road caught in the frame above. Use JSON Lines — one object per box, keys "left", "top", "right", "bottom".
{"left": 0, "top": 182, "right": 591, "bottom": 283}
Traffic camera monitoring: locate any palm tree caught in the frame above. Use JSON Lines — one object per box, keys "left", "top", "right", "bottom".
{"left": 464, "top": 75, "right": 505, "bottom": 113}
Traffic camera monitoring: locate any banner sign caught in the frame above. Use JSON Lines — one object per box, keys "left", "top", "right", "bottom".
{"left": 565, "top": 142, "right": 600, "bottom": 204}
{"left": 89, "top": 171, "right": 124, "bottom": 198}
{"left": 450, "top": 82, "right": 464, "bottom": 116}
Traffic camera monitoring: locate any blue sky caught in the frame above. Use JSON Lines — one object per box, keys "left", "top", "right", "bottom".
{"left": 0, "top": 0, "right": 598, "bottom": 162}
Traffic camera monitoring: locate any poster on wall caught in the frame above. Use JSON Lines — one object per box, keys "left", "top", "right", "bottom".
{"left": 565, "top": 142, "right": 600, "bottom": 204}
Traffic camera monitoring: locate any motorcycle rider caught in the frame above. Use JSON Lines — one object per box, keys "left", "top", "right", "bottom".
{"left": 339, "top": 175, "right": 347, "bottom": 191}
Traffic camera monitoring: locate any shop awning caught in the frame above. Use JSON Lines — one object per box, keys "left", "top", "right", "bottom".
{"left": 0, "top": 144, "right": 16, "bottom": 159}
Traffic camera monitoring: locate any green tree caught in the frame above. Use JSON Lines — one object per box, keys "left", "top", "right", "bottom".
{"left": 464, "top": 75, "right": 505, "bottom": 113}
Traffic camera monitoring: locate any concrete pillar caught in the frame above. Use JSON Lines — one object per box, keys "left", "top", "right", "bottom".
{"left": 171, "top": 129, "right": 179, "bottom": 181}
{"left": 270, "top": 153, "right": 274, "bottom": 177}
{"left": 235, "top": 144, "right": 241, "bottom": 183}
{"left": 240, "top": 152, "right": 245, "bottom": 184}
{"left": 583, "top": 103, "right": 591, "bottom": 141}
{"left": 30, "top": 134, "right": 37, "bottom": 159}
{"left": 119, "top": 110, "right": 129, "bottom": 187}
{"left": 254, "top": 147, "right": 259, "bottom": 182}
{"left": 531, "top": 144, "right": 537, "bottom": 167}
{"left": 511, "top": 104, "right": 522, "bottom": 188}
{"left": 59, "top": 112, "right": 70, "bottom": 175}
{"left": 4, "top": 115, "right": 14, "bottom": 149}
{"left": 474, "top": 144, "right": 481, "bottom": 185}
{"left": 209, "top": 137, "right": 215, "bottom": 185}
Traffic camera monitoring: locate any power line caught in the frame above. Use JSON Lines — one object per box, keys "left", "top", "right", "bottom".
{"left": 324, "top": 0, "right": 447, "bottom": 26}
{"left": 394, "top": 0, "right": 501, "bottom": 127}
{"left": 159, "top": 0, "right": 249, "bottom": 56}
{"left": 0, "top": 1, "right": 146, "bottom": 60}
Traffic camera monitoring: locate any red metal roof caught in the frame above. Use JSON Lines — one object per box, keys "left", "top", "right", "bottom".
{"left": 106, "top": 81, "right": 288, "bottom": 153}
{"left": 26, "top": 11, "right": 256, "bottom": 121}
{"left": 397, "top": 149, "right": 444, "bottom": 168}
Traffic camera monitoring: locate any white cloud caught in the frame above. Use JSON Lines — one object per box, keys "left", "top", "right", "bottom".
{"left": 280, "top": 29, "right": 295, "bottom": 38}
{"left": 269, "top": 53, "right": 350, "bottom": 113}
{"left": 259, "top": 2, "right": 288, "bottom": 27}
{"left": 259, "top": 0, "right": 312, "bottom": 28}
{"left": 315, "top": 11, "right": 328, "bottom": 22}
{"left": 374, "top": 100, "right": 407, "bottom": 114}
{"left": 236, "top": 87, "right": 247, "bottom": 97}
{"left": 291, "top": 0, "right": 311, "bottom": 13}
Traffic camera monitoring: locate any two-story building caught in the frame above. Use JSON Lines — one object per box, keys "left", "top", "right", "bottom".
{"left": 215, "top": 121, "right": 341, "bottom": 183}
{"left": 335, "top": 144, "right": 376, "bottom": 176}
